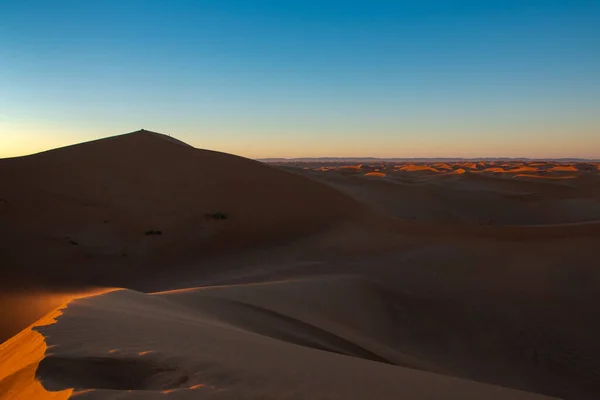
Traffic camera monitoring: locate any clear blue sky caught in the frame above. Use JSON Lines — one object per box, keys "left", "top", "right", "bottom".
{"left": 1, "top": 0, "right": 599, "bottom": 158}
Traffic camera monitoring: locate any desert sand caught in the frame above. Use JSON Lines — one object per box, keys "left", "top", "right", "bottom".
{"left": 1, "top": 130, "right": 599, "bottom": 399}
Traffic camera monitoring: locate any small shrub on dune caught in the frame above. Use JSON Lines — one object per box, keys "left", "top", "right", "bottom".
{"left": 213, "top": 212, "right": 228, "bottom": 220}
{"left": 204, "top": 212, "right": 228, "bottom": 221}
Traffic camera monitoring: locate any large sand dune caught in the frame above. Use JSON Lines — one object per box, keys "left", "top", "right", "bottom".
{"left": 0, "top": 130, "right": 364, "bottom": 288}
{"left": 1, "top": 132, "right": 599, "bottom": 399}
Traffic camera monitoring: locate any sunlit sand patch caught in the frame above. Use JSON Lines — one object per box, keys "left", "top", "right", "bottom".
{"left": 458, "top": 163, "right": 477, "bottom": 169}
{"left": 395, "top": 165, "right": 439, "bottom": 172}
{"left": 484, "top": 166, "right": 541, "bottom": 173}
{"left": 340, "top": 164, "right": 363, "bottom": 170}
{"left": 548, "top": 165, "right": 578, "bottom": 172}
{"left": 190, "top": 384, "right": 206, "bottom": 389}
{"left": 151, "top": 278, "right": 305, "bottom": 296}
{"left": 364, "top": 172, "right": 386, "bottom": 177}
{"left": 132, "top": 385, "right": 214, "bottom": 395}
{"left": 433, "top": 163, "right": 452, "bottom": 170}
{"left": 513, "top": 174, "right": 576, "bottom": 180}
{"left": 161, "top": 384, "right": 220, "bottom": 394}
{"left": 71, "top": 389, "right": 96, "bottom": 397}
{"left": 506, "top": 166, "right": 539, "bottom": 173}
{"left": 483, "top": 167, "right": 506, "bottom": 173}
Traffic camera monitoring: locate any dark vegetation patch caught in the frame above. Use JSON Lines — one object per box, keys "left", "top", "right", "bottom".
{"left": 204, "top": 212, "right": 228, "bottom": 221}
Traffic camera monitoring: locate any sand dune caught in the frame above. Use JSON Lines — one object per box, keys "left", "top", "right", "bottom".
{"left": 395, "top": 165, "right": 440, "bottom": 173}
{"left": 364, "top": 171, "right": 386, "bottom": 177}
{"left": 457, "top": 162, "right": 478, "bottom": 169}
{"left": 1, "top": 133, "right": 600, "bottom": 399}
{"left": 484, "top": 167, "right": 508, "bottom": 173}
{"left": 548, "top": 165, "right": 578, "bottom": 172}
{"left": 2, "top": 281, "right": 556, "bottom": 399}
{"left": 0, "top": 130, "right": 364, "bottom": 291}
{"left": 433, "top": 163, "right": 453, "bottom": 170}
{"left": 340, "top": 164, "right": 363, "bottom": 170}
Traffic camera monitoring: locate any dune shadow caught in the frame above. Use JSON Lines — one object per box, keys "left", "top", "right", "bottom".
{"left": 37, "top": 356, "right": 181, "bottom": 391}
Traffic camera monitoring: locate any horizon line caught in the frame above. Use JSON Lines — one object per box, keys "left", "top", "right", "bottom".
{"left": 256, "top": 156, "right": 600, "bottom": 162}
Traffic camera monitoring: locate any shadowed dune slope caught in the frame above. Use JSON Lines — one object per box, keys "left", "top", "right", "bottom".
{"left": 0, "top": 130, "right": 365, "bottom": 289}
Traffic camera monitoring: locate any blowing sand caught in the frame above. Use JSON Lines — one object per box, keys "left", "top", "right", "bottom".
{"left": 1, "top": 131, "right": 599, "bottom": 399}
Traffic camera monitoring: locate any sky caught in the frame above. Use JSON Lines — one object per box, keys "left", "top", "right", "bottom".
{"left": 1, "top": 0, "right": 599, "bottom": 159}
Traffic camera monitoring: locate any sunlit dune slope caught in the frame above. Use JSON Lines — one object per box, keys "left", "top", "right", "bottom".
{"left": 513, "top": 174, "right": 576, "bottom": 180}
{"left": 364, "top": 171, "right": 386, "bottom": 177}
{"left": 484, "top": 167, "right": 507, "bottom": 173}
{"left": 0, "top": 311, "right": 71, "bottom": 400}
{"left": 460, "top": 162, "right": 478, "bottom": 169}
{"left": 0, "top": 289, "right": 117, "bottom": 400}
{"left": 0, "top": 282, "right": 556, "bottom": 399}
{"left": 0, "top": 290, "right": 120, "bottom": 355}
{"left": 0, "top": 130, "right": 365, "bottom": 288}
{"left": 394, "top": 165, "right": 439, "bottom": 173}
{"left": 548, "top": 165, "right": 578, "bottom": 172}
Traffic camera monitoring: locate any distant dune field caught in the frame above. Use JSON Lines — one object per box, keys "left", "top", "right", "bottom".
{"left": 290, "top": 159, "right": 600, "bottom": 226}
{"left": 1, "top": 131, "right": 599, "bottom": 399}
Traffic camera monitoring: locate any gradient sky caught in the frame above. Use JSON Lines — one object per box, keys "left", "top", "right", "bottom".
{"left": 1, "top": 0, "right": 599, "bottom": 159}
